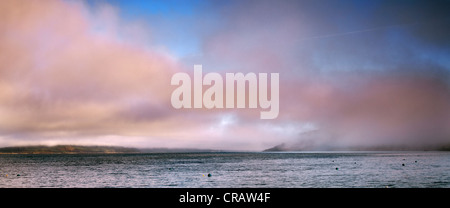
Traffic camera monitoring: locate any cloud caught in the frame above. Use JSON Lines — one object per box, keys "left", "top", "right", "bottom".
{"left": 370, "top": 0, "right": 450, "bottom": 46}
{"left": 0, "top": 0, "right": 449, "bottom": 150}
{"left": 0, "top": 0, "right": 179, "bottom": 142}
{"left": 287, "top": 73, "right": 450, "bottom": 147}
{"left": 191, "top": 0, "right": 450, "bottom": 148}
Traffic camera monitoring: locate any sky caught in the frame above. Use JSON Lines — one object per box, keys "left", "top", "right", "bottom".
{"left": 0, "top": 0, "right": 449, "bottom": 150}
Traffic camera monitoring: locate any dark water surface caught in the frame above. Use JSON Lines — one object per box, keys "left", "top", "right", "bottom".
{"left": 0, "top": 152, "right": 449, "bottom": 188}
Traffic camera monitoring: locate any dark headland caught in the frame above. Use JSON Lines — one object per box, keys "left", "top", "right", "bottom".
{"left": 0, "top": 145, "right": 140, "bottom": 154}
{"left": 263, "top": 143, "right": 450, "bottom": 152}
{"left": 0, "top": 145, "right": 222, "bottom": 154}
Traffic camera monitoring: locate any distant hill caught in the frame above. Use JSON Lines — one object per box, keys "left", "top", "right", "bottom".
{"left": 0, "top": 145, "right": 224, "bottom": 154}
{"left": 0, "top": 145, "right": 140, "bottom": 154}
{"left": 263, "top": 143, "right": 450, "bottom": 152}
{"left": 263, "top": 143, "right": 290, "bottom": 152}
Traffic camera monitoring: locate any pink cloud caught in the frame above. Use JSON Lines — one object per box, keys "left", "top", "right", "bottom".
{"left": 0, "top": 0, "right": 449, "bottom": 151}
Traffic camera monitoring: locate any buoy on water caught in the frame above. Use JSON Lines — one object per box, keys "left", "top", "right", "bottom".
{"left": 402, "top": 163, "right": 405, "bottom": 166}
{"left": 207, "top": 173, "right": 212, "bottom": 177}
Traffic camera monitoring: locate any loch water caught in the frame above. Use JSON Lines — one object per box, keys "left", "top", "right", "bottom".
{"left": 1, "top": 151, "right": 449, "bottom": 188}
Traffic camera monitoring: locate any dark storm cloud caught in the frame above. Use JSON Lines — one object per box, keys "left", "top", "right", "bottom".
{"left": 370, "top": 0, "right": 450, "bottom": 46}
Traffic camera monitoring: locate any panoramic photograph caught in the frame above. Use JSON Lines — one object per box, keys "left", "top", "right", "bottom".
{"left": 0, "top": 0, "right": 450, "bottom": 191}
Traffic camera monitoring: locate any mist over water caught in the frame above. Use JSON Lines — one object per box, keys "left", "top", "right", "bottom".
{"left": 1, "top": 152, "right": 449, "bottom": 188}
